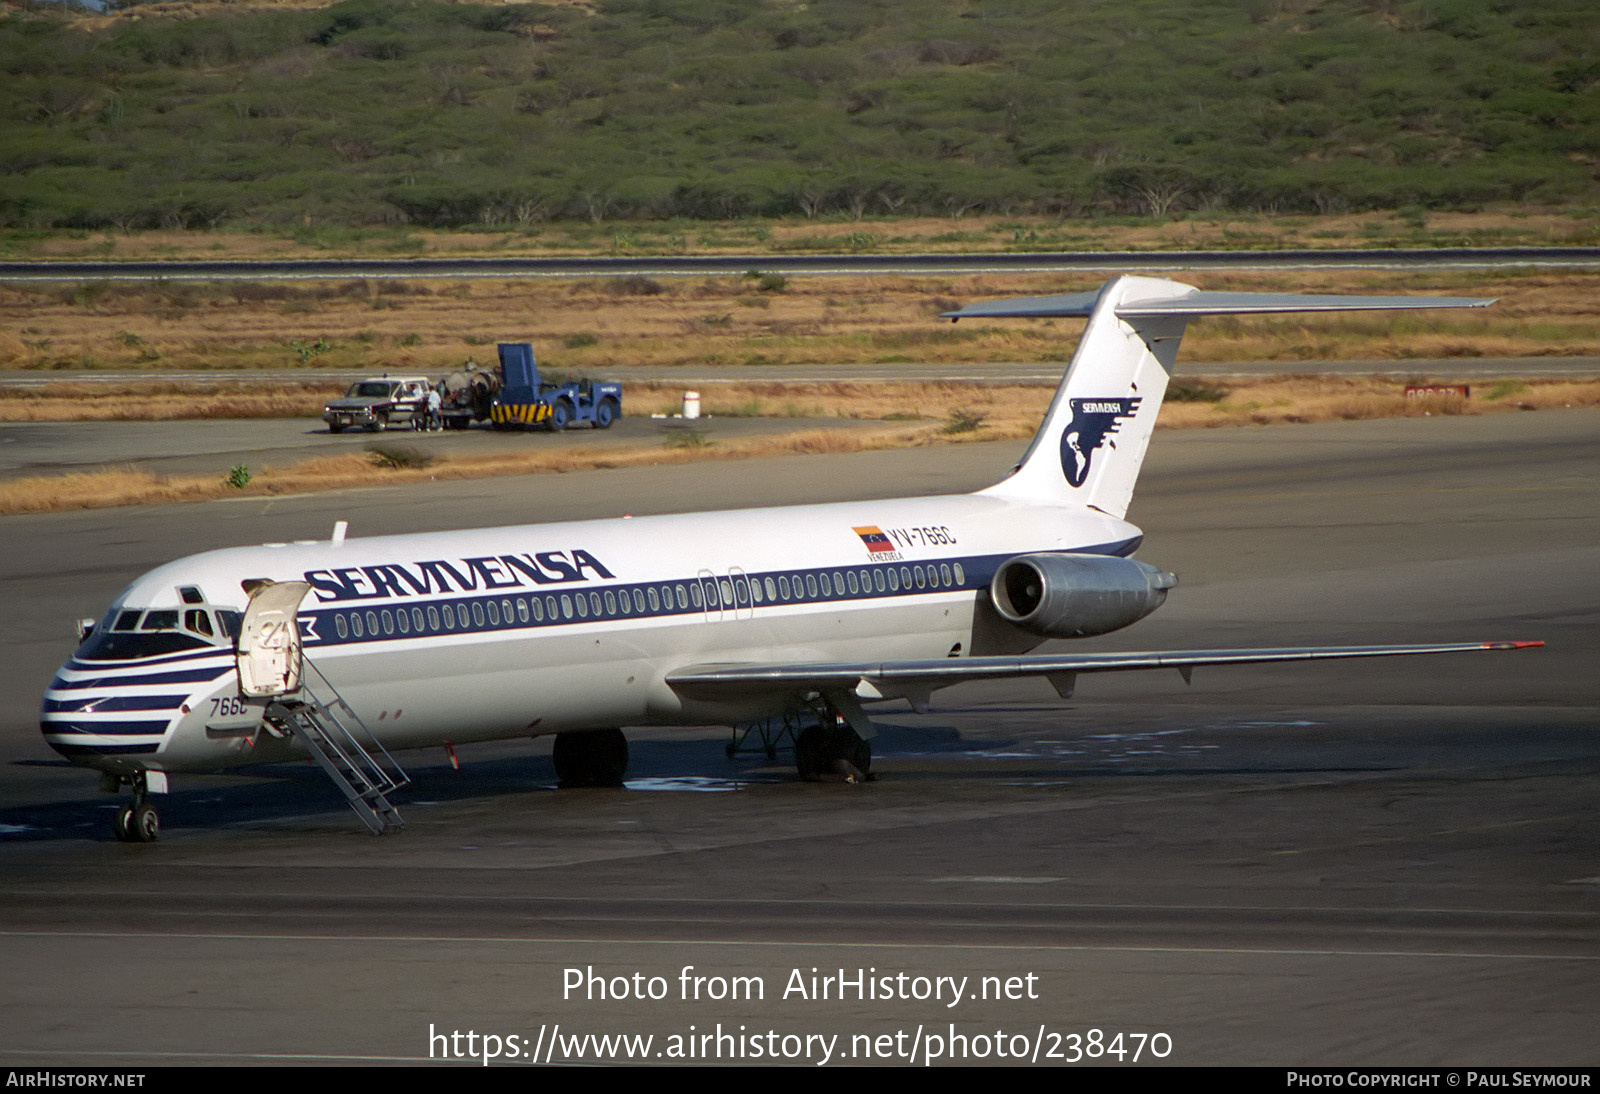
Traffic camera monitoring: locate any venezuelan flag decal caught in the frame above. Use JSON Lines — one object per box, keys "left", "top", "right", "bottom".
{"left": 853, "top": 526, "right": 896, "bottom": 554}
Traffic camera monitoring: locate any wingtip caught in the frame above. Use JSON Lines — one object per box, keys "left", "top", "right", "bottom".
{"left": 1483, "top": 640, "right": 1544, "bottom": 650}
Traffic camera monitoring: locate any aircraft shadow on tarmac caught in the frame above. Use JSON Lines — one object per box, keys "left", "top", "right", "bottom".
{"left": 0, "top": 714, "right": 1423, "bottom": 842}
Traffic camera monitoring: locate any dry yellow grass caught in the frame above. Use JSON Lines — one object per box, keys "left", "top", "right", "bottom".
{"left": 0, "top": 382, "right": 331, "bottom": 422}
{"left": 0, "top": 423, "right": 936, "bottom": 515}
{"left": 0, "top": 468, "right": 239, "bottom": 513}
{"left": 628, "top": 380, "right": 1056, "bottom": 434}
{"left": 1155, "top": 376, "right": 1600, "bottom": 427}
{"left": 2, "top": 375, "right": 1596, "bottom": 516}
{"left": 4, "top": 268, "right": 1599, "bottom": 379}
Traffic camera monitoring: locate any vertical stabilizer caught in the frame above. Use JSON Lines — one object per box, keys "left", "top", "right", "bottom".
{"left": 970, "top": 276, "right": 1196, "bottom": 519}
{"left": 947, "top": 276, "right": 1494, "bottom": 520}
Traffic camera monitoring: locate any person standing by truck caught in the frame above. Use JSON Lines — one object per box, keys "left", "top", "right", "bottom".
{"left": 426, "top": 383, "right": 443, "bottom": 431}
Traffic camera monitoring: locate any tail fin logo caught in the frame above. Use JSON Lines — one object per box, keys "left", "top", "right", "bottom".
{"left": 1060, "top": 397, "right": 1141, "bottom": 487}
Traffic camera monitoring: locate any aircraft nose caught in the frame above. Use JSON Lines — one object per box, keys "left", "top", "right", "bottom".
{"left": 40, "top": 665, "right": 90, "bottom": 762}
{"left": 39, "top": 664, "right": 182, "bottom": 766}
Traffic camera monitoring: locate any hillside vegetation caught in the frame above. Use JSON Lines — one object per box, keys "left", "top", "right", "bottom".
{"left": 4, "top": 0, "right": 1597, "bottom": 232}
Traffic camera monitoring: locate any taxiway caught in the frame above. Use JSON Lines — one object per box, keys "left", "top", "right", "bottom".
{"left": 1, "top": 410, "right": 1595, "bottom": 1066}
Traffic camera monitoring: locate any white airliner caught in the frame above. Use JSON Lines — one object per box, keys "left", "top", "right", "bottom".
{"left": 41, "top": 276, "right": 1539, "bottom": 841}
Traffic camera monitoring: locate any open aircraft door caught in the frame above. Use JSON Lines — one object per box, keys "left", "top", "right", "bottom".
{"left": 236, "top": 580, "right": 312, "bottom": 698}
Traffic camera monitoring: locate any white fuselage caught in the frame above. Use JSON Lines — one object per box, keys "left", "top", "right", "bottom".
{"left": 41, "top": 490, "right": 1143, "bottom": 776}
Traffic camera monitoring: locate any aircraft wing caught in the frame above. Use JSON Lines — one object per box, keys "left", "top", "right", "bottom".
{"left": 666, "top": 641, "right": 1541, "bottom": 702}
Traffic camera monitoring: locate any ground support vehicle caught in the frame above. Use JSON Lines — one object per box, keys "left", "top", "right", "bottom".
{"left": 488, "top": 343, "right": 621, "bottom": 431}
{"left": 438, "top": 363, "right": 500, "bottom": 430}
{"left": 323, "top": 377, "right": 433, "bottom": 433}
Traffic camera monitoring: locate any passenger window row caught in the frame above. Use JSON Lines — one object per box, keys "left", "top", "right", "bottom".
{"left": 321, "top": 561, "right": 970, "bottom": 643}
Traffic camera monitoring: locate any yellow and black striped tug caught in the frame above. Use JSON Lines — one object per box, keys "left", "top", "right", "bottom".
{"left": 491, "top": 401, "right": 555, "bottom": 428}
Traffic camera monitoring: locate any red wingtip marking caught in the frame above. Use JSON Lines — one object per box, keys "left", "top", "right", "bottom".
{"left": 1484, "top": 640, "right": 1544, "bottom": 649}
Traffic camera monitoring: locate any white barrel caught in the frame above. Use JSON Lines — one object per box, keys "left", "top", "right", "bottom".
{"left": 682, "top": 391, "right": 701, "bottom": 419}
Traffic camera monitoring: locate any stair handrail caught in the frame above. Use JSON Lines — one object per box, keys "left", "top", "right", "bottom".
{"left": 300, "top": 656, "right": 410, "bottom": 790}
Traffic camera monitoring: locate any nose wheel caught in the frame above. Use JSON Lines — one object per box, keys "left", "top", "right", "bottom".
{"left": 111, "top": 772, "right": 161, "bottom": 842}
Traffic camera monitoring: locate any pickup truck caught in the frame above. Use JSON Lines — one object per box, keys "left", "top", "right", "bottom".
{"left": 323, "top": 376, "right": 433, "bottom": 433}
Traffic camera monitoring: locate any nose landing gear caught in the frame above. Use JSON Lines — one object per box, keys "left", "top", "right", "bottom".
{"left": 108, "top": 771, "right": 162, "bottom": 843}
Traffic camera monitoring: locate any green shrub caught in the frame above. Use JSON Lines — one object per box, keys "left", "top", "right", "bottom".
{"left": 1166, "top": 380, "right": 1230, "bottom": 403}
{"left": 365, "top": 444, "right": 433, "bottom": 470}
{"left": 1484, "top": 380, "right": 1528, "bottom": 401}
{"left": 3, "top": 0, "right": 1597, "bottom": 230}
{"left": 942, "top": 408, "right": 985, "bottom": 434}
{"left": 607, "top": 276, "right": 664, "bottom": 297}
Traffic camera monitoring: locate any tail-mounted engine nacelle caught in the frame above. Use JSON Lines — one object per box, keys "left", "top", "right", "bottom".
{"left": 989, "top": 553, "right": 1176, "bottom": 638}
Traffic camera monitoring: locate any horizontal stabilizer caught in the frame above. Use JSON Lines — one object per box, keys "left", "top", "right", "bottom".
{"left": 952, "top": 276, "right": 1497, "bottom": 518}
{"left": 944, "top": 289, "right": 1495, "bottom": 321}
{"left": 667, "top": 641, "right": 1541, "bottom": 698}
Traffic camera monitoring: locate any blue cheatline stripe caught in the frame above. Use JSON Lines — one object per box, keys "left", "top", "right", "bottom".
{"left": 40, "top": 718, "right": 171, "bottom": 737}
{"left": 41, "top": 694, "right": 189, "bottom": 713}
{"left": 49, "top": 665, "right": 232, "bottom": 691}
{"left": 48, "top": 742, "right": 161, "bottom": 757}
{"left": 65, "top": 646, "right": 229, "bottom": 671}
{"left": 303, "top": 540, "right": 1141, "bottom": 649}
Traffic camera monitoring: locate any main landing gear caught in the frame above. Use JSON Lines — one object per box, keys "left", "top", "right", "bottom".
{"left": 552, "top": 728, "right": 629, "bottom": 788}
{"left": 794, "top": 720, "right": 871, "bottom": 783}
{"left": 732, "top": 697, "right": 873, "bottom": 783}
{"left": 108, "top": 771, "right": 161, "bottom": 843}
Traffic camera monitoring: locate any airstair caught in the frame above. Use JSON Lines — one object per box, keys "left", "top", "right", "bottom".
{"left": 264, "top": 661, "right": 408, "bottom": 835}
{"left": 238, "top": 578, "right": 408, "bottom": 834}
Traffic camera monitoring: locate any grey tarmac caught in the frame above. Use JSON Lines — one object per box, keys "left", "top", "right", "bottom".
{"left": 0, "top": 413, "right": 873, "bottom": 481}
{"left": 0, "top": 410, "right": 1596, "bottom": 1066}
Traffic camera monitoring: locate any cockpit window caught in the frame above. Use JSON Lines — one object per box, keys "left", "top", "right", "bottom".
{"left": 77, "top": 605, "right": 233, "bottom": 661}
{"left": 76, "top": 628, "right": 210, "bottom": 661}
